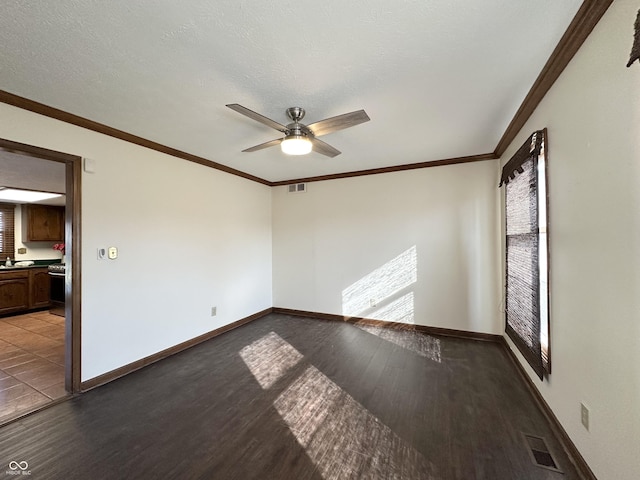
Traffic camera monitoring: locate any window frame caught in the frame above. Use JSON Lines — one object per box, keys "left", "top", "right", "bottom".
{"left": 501, "top": 129, "right": 551, "bottom": 379}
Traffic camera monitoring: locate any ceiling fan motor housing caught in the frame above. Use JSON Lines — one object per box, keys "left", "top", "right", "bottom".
{"left": 286, "top": 107, "right": 305, "bottom": 122}
{"left": 286, "top": 124, "right": 309, "bottom": 137}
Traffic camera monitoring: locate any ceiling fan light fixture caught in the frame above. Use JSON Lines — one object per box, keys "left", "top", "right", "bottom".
{"left": 281, "top": 135, "right": 312, "bottom": 156}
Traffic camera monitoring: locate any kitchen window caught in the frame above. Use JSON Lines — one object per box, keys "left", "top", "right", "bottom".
{"left": 500, "top": 129, "right": 550, "bottom": 380}
{"left": 0, "top": 202, "right": 15, "bottom": 261}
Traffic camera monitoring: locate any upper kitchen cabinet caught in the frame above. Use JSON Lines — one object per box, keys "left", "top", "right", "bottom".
{"left": 22, "top": 204, "right": 65, "bottom": 242}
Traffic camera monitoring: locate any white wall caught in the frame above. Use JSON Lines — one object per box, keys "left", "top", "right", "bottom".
{"left": 500, "top": 1, "right": 640, "bottom": 478}
{"left": 0, "top": 103, "right": 273, "bottom": 381}
{"left": 272, "top": 161, "right": 502, "bottom": 334}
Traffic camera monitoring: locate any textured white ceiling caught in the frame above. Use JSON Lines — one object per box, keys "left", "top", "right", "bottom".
{"left": 0, "top": 0, "right": 582, "bottom": 182}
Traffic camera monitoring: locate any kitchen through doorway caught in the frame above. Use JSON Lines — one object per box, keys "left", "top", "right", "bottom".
{"left": 0, "top": 138, "right": 81, "bottom": 424}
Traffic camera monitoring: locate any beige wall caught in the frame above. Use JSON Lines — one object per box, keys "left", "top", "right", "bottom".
{"left": 500, "top": 1, "right": 640, "bottom": 478}
{"left": 272, "top": 160, "right": 502, "bottom": 334}
{"left": 0, "top": 102, "right": 274, "bottom": 381}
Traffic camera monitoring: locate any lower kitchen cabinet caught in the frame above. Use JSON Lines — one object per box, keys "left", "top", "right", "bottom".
{"left": 0, "top": 268, "right": 51, "bottom": 315}
{"left": 0, "top": 270, "right": 30, "bottom": 315}
{"left": 31, "top": 268, "right": 51, "bottom": 308}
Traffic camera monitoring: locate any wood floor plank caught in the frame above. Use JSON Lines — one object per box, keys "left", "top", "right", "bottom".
{"left": 0, "top": 314, "right": 582, "bottom": 479}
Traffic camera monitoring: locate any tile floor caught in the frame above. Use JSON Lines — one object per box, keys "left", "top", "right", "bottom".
{"left": 0, "top": 310, "right": 67, "bottom": 424}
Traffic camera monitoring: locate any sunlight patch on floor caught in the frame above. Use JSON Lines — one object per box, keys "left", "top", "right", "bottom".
{"left": 356, "top": 323, "right": 442, "bottom": 363}
{"left": 239, "top": 332, "right": 303, "bottom": 389}
{"left": 240, "top": 330, "right": 439, "bottom": 478}
{"left": 274, "top": 365, "right": 438, "bottom": 479}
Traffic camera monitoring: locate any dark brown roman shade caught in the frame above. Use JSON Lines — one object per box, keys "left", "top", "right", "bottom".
{"left": 499, "top": 131, "right": 543, "bottom": 186}
{"left": 500, "top": 130, "right": 546, "bottom": 380}
{"left": 627, "top": 9, "right": 640, "bottom": 67}
{"left": 0, "top": 202, "right": 16, "bottom": 261}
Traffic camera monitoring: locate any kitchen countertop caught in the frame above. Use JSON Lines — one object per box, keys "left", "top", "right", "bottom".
{"left": 0, "top": 260, "right": 62, "bottom": 271}
{"left": 0, "top": 264, "right": 50, "bottom": 270}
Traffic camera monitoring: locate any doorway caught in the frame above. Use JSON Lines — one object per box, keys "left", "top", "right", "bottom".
{"left": 0, "top": 138, "right": 81, "bottom": 424}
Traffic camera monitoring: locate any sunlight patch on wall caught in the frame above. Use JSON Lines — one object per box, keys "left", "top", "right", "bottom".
{"left": 356, "top": 323, "right": 442, "bottom": 363}
{"left": 342, "top": 246, "right": 417, "bottom": 318}
{"left": 274, "top": 365, "right": 438, "bottom": 479}
{"left": 239, "top": 332, "right": 302, "bottom": 389}
{"left": 369, "top": 291, "right": 415, "bottom": 324}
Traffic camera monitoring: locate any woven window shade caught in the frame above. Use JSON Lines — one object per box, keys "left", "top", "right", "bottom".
{"left": 502, "top": 131, "right": 545, "bottom": 380}
{"left": 0, "top": 203, "right": 16, "bottom": 261}
{"left": 627, "top": 8, "right": 640, "bottom": 67}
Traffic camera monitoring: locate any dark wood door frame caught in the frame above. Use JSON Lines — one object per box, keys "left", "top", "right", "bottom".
{"left": 0, "top": 137, "right": 82, "bottom": 393}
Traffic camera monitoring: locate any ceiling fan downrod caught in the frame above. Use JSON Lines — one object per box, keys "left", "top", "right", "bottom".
{"left": 286, "top": 107, "right": 305, "bottom": 123}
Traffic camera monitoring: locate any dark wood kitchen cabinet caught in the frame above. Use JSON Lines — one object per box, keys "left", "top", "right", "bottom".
{"left": 30, "top": 268, "right": 51, "bottom": 308}
{"left": 0, "top": 267, "right": 51, "bottom": 315}
{"left": 0, "top": 270, "right": 30, "bottom": 315}
{"left": 23, "top": 204, "right": 65, "bottom": 242}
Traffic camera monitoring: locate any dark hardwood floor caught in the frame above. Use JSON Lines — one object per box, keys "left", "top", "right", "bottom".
{"left": 0, "top": 313, "right": 579, "bottom": 479}
{"left": 0, "top": 311, "right": 66, "bottom": 424}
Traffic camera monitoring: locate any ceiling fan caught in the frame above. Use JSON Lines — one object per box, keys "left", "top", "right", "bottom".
{"left": 226, "top": 104, "right": 370, "bottom": 157}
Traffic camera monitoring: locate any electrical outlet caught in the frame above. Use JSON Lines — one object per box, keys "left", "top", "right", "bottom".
{"left": 211, "top": 306, "right": 217, "bottom": 317}
{"left": 581, "top": 403, "right": 590, "bottom": 431}
{"left": 369, "top": 299, "right": 377, "bottom": 307}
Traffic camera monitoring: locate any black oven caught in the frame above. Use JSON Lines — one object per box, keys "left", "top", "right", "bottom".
{"left": 48, "top": 264, "right": 65, "bottom": 316}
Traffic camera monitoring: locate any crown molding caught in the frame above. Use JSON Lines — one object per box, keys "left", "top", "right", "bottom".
{"left": 0, "top": 90, "right": 271, "bottom": 186}
{"left": 270, "top": 153, "right": 498, "bottom": 186}
{"left": 494, "top": 0, "right": 613, "bottom": 157}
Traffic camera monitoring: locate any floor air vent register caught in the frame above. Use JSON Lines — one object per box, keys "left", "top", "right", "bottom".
{"left": 522, "top": 433, "right": 563, "bottom": 473}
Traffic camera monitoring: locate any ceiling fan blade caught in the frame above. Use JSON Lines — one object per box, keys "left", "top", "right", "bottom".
{"left": 306, "top": 110, "right": 370, "bottom": 137}
{"left": 310, "top": 137, "right": 341, "bottom": 158}
{"left": 226, "top": 104, "right": 288, "bottom": 133}
{"left": 242, "top": 138, "right": 283, "bottom": 153}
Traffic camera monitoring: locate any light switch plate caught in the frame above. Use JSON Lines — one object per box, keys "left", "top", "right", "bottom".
{"left": 108, "top": 247, "right": 118, "bottom": 260}
{"left": 581, "top": 402, "right": 590, "bottom": 431}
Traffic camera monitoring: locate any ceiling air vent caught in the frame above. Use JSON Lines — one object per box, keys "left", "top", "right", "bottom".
{"left": 287, "top": 183, "right": 307, "bottom": 193}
